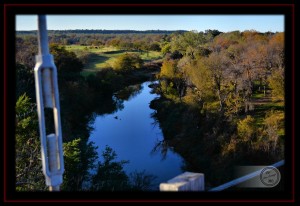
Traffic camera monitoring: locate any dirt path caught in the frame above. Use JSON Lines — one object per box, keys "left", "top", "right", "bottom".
{"left": 250, "top": 96, "right": 272, "bottom": 106}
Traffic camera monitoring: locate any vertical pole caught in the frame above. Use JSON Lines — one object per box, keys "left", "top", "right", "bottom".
{"left": 38, "top": 15, "right": 53, "bottom": 108}
{"left": 35, "top": 15, "right": 64, "bottom": 192}
{"left": 37, "top": 15, "right": 50, "bottom": 56}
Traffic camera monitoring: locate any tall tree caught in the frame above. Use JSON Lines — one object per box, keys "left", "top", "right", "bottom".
{"left": 16, "top": 94, "right": 45, "bottom": 191}
{"left": 170, "top": 31, "right": 207, "bottom": 58}
{"left": 268, "top": 67, "right": 284, "bottom": 100}
{"left": 204, "top": 51, "right": 231, "bottom": 111}
{"left": 16, "top": 63, "right": 35, "bottom": 100}
{"left": 91, "top": 146, "right": 130, "bottom": 191}
{"left": 61, "top": 138, "right": 98, "bottom": 191}
{"left": 50, "top": 44, "right": 84, "bottom": 82}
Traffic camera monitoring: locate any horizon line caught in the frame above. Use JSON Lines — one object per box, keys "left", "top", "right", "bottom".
{"left": 16, "top": 29, "right": 282, "bottom": 32}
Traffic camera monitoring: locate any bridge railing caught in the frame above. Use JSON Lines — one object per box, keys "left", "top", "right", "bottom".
{"left": 159, "top": 160, "right": 284, "bottom": 191}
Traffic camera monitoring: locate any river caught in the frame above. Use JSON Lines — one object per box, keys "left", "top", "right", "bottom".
{"left": 89, "top": 81, "right": 184, "bottom": 190}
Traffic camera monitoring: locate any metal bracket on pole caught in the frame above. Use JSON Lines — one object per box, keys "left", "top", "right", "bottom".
{"left": 34, "top": 15, "right": 64, "bottom": 191}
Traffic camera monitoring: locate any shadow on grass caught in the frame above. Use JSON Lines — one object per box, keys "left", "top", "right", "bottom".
{"left": 103, "top": 50, "right": 127, "bottom": 54}
{"left": 84, "top": 53, "right": 110, "bottom": 69}
{"left": 249, "top": 101, "right": 284, "bottom": 126}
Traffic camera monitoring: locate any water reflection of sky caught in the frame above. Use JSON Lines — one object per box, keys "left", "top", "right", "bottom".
{"left": 89, "top": 81, "right": 183, "bottom": 189}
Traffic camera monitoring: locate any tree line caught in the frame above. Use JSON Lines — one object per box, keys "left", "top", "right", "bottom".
{"left": 150, "top": 29, "right": 284, "bottom": 187}
{"left": 15, "top": 41, "right": 157, "bottom": 191}
{"left": 17, "top": 29, "right": 185, "bottom": 35}
{"left": 15, "top": 29, "right": 284, "bottom": 190}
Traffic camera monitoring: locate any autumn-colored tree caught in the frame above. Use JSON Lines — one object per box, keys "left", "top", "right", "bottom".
{"left": 203, "top": 51, "right": 231, "bottom": 111}
{"left": 268, "top": 67, "right": 284, "bottom": 100}
{"left": 159, "top": 58, "right": 187, "bottom": 99}
{"left": 112, "top": 53, "right": 143, "bottom": 71}
{"left": 237, "top": 115, "right": 256, "bottom": 142}
{"left": 267, "top": 32, "right": 284, "bottom": 69}
{"left": 181, "top": 58, "right": 214, "bottom": 103}
{"left": 159, "top": 58, "right": 178, "bottom": 79}
{"left": 211, "top": 31, "right": 241, "bottom": 52}
{"left": 106, "top": 37, "right": 121, "bottom": 48}
{"left": 16, "top": 36, "right": 38, "bottom": 69}
{"left": 224, "top": 81, "right": 245, "bottom": 118}
{"left": 263, "top": 110, "right": 284, "bottom": 152}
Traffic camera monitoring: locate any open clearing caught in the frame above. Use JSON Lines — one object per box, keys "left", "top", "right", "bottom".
{"left": 64, "top": 45, "right": 163, "bottom": 74}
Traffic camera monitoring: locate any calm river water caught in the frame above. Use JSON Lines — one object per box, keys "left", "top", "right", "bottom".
{"left": 89, "top": 81, "right": 184, "bottom": 190}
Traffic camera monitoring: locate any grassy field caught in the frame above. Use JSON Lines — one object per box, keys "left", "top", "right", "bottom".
{"left": 249, "top": 89, "right": 284, "bottom": 129}
{"left": 64, "top": 45, "right": 163, "bottom": 74}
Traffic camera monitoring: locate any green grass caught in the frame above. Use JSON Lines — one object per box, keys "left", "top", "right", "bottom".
{"left": 251, "top": 92, "right": 264, "bottom": 99}
{"left": 84, "top": 54, "right": 110, "bottom": 71}
{"left": 80, "top": 70, "right": 95, "bottom": 77}
{"left": 140, "top": 51, "right": 163, "bottom": 61}
{"left": 65, "top": 45, "right": 118, "bottom": 53}
{"left": 252, "top": 107, "right": 267, "bottom": 127}
{"left": 251, "top": 99, "right": 284, "bottom": 127}
{"left": 64, "top": 45, "right": 163, "bottom": 72}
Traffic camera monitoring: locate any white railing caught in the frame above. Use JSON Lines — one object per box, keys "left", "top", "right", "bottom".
{"left": 159, "top": 160, "right": 284, "bottom": 191}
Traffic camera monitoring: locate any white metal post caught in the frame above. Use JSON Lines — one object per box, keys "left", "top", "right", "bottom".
{"left": 34, "top": 15, "right": 64, "bottom": 191}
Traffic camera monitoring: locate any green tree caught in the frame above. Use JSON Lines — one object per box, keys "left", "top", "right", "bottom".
{"left": 60, "top": 136, "right": 99, "bottom": 191}
{"left": 62, "top": 138, "right": 99, "bottom": 191}
{"left": 112, "top": 53, "right": 143, "bottom": 71}
{"left": 50, "top": 44, "right": 83, "bottom": 82}
{"left": 149, "top": 42, "right": 161, "bottom": 51}
{"left": 91, "top": 146, "right": 130, "bottom": 191}
{"left": 171, "top": 31, "right": 207, "bottom": 58}
{"left": 161, "top": 43, "right": 171, "bottom": 55}
{"left": 16, "top": 94, "right": 45, "bottom": 191}
{"left": 16, "top": 63, "right": 35, "bottom": 100}
{"left": 205, "top": 29, "right": 222, "bottom": 41}
{"left": 61, "top": 138, "right": 81, "bottom": 191}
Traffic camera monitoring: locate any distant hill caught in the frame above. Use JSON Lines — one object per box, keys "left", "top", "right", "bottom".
{"left": 16, "top": 29, "right": 187, "bottom": 35}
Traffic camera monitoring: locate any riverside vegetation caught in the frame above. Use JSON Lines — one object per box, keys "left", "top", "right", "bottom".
{"left": 15, "top": 29, "right": 284, "bottom": 191}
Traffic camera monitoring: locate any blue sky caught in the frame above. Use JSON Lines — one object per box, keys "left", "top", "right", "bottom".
{"left": 16, "top": 15, "right": 284, "bottom": 32}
